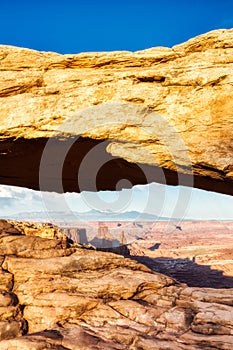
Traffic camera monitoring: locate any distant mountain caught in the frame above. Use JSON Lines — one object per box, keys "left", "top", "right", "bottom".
{"left": 2, "top": 209, "right": 174, "bottom": 223}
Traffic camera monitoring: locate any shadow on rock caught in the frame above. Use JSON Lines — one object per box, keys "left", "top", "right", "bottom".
{"left": 130, "top": 255, "right": 233, "bottom": 289}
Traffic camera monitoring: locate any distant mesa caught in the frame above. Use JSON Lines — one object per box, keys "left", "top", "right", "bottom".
{"left": 62, "top": 227, "right": 88, "bottom": 244}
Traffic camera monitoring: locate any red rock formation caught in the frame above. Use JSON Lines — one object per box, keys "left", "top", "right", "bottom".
{"left": 0, "top": 220, "right": 232, "bottom": 349}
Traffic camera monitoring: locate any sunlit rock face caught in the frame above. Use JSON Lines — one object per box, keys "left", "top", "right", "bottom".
{"left": 0, "top": 29, "right": 233, "bottom": 195}
{"left": 0, "top": 220, "right": 233, "bottom": 349}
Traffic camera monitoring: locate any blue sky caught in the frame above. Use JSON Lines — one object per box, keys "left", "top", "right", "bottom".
{"left": 0, "top": 1, "right": 232, "bottom": 220}
{"left": 0, "top": 0, "right": 233, "bottom": 53}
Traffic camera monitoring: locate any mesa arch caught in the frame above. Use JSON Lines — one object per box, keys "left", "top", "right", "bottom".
{"left": 0, "top": 28, "right": 232, "bottom": 195}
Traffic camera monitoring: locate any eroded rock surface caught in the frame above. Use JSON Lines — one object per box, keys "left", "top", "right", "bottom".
{"left": 3, "top": 220, "right": 66, "bottom": 240}
{"left": 129, "top": 221, "right": 233, "bottom": 288}
{"left": 0, "top": 29, "right": 233, "bottom": 195}
{"left": 0, "top": 220, "right": 233, "bottom": 349}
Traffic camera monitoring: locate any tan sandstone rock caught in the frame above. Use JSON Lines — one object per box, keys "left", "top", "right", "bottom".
{"left": 0, "top": 221, "right": 233, "bottom": 349}
{"left": 0, "top": 29, "right": 233, "bottom": 195}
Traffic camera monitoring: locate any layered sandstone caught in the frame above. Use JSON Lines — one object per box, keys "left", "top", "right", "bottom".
{"left": 0, "top": 29, "right": 233, "bottom": 195}
{"left": 3, "top": 220, "right": 66, "bottom": 241}
{"left": 0, "top": 220, "right": 233, "bottom": 349}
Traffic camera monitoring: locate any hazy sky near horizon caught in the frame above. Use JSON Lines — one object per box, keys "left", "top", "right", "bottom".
{"left": 0, "top": 0, "right": 232, "bottom": 53}
{"left": 0, "top": 184, "right": 233, "bottom": 221}
{"left": 0, "top": 1, "right": 232, "bottom": 220}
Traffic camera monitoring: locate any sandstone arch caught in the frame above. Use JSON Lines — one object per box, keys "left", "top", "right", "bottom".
{"left": 0, "top": 29, "right": 232, "bottom": 195}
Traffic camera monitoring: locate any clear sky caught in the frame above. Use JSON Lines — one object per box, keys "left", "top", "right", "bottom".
{"left": 0, "top": 1, "right": 232, "bottom": 221}
{"left": 0, "top": 0, "right": 233, "bottom": 53}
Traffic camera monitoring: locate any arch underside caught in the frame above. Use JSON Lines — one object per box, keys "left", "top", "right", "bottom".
{"left": 0, "top": 136, "right": 232, "bottom": 196}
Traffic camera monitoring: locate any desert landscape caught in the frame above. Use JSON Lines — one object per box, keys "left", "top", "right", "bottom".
{"left": 60, "top": 220, "right": 233, "bottom": 288}
{"left": 0, "top": 219, "right": 233, "bottom": 349}
{"left": 129, "top": 221, "right": 233, "bottom": 289}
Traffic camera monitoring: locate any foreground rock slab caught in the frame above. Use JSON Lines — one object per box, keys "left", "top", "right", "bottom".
{"left": 0, "top": 29, "right": 233, "bottom": 195}
{"left": 0, "top": 220, "right": 233, "bottom": 349}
